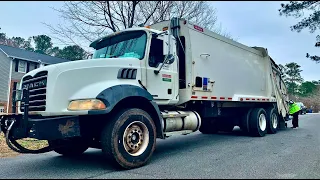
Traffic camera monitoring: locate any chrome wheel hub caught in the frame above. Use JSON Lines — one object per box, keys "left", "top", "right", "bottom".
{"left": 123, "top": 121, "right": 149, "bottom": 156}
{"left": 259, "top": 114, "right": 267, "bottom": 131}
{"left": 272, "top": 114, "right": 278, "bottom": 129}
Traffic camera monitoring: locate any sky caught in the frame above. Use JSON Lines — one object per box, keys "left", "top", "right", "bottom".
{"left": 0, "top": 1, "right": 319, "bottom": 81}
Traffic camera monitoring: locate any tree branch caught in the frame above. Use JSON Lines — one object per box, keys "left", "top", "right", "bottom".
{"left": 45, "top": 1, "right": 235, "bottom": 50}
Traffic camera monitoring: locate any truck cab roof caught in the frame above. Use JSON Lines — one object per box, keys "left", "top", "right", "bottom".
{"left": 89, "top": 27, "right": 163, "bottom": 49}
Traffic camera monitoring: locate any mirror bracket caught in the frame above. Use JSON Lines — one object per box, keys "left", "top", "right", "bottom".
{"left": 154, "top": 54, "right": 175, "bottom": 75}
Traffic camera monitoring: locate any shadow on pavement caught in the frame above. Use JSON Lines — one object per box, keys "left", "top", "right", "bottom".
{"left": 10, "top": 126, "right": 288, "bottom": 174}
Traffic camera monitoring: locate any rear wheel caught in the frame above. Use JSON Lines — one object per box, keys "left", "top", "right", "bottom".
{"left": 249, "top": 108, "right": 267, "bottom": 137}
{"left": 239, "top": 109, "right": 253, "bottom": 134}
{"left": 100, "top": 108, "right": 156, "bottom": 169}
{"left": 266, "top": 107, "right": 278, "bottom": 134}
{"left": 199, "top": 118, "right": 219, "bottom": 134}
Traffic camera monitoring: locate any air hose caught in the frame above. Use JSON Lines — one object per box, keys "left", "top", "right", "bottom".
{"left": 5, "top": 121, "right": 54, "bottom": 154}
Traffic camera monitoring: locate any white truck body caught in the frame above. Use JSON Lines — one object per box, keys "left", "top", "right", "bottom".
{"left": 150, "top": 19, "right": 289, "bottom": 117}
{"left": 1, "top": 17, "right": 290, "bottom": 170}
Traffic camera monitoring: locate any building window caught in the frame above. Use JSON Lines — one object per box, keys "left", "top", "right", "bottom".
{"left": 18, "top": 61, "right": 27, "bottom": 73}
{"left": 0, "top": 106, "right": 4, "bottom": 113}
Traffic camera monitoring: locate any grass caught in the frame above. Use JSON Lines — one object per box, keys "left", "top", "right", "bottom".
{"left": 0, "top": 132, "right": 18, "bottom": 157}
{"left": 0, "top": 132, "right": 48, "bottom": 158}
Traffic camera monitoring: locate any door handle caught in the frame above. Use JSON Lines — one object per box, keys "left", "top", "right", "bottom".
{"left": 200, "top": 53, "right": 210, "bottom": 58}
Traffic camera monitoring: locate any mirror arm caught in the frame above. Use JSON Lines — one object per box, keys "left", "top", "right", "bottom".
{"left": 154, "top": 57, "right": 169, "bottom": 75}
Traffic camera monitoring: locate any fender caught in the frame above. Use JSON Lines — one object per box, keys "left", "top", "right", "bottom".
{"left": 89, "top": 84, "right": 153, "bottom": 114}
{"left": 89, "top": 84, "right": 164, "bottom": 138}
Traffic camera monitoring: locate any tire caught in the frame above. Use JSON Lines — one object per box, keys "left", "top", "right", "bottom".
{"left": 199, "top": 118, "right": 219, "bottom": 134}
{"left": 100, "top": 108, "right": 156, "bottom": 169}
{"left": 49, "top": 138, "right": 89, "bottom": 156}
{"left": 249, "top": 108, "right": 267, "bottom": 137}
{"left": 266, "top": 107, "right": 278, "bottom": 134}
{"left": 278, "top": 116, "right": 287, "bottom": 129}
{"left": 239, "top": 109, "right": 253, "bottom": 134}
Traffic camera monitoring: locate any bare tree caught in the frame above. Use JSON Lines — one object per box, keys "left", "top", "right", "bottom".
{"left": 45, "top": 1, "right": 233, "bottom": 52}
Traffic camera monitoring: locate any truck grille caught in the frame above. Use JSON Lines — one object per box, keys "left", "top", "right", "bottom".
{"left": 20, "top": 71, "right": 48, "bottom": 112}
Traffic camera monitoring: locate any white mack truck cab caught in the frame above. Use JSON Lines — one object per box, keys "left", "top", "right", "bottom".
{"left": 0, "top": 17, "right": 290, "bottom": 169}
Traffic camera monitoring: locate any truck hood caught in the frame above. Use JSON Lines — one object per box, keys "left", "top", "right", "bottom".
{"left": 23, "top": 57, "right": 142, "bottom": 78}
{"left": 19, "top": 57, "right": 144, "bottom": 116}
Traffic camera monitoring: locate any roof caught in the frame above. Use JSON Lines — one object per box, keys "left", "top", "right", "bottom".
{"left": 89, "top": 27, "right": 161, "bottom": 49}
{"left": 0, "top": 44, "right": 69, "bottom": 64}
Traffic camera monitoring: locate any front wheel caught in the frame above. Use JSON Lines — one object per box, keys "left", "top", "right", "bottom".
{"left": 100, "top": 108, "right": 156, "bottom": 169}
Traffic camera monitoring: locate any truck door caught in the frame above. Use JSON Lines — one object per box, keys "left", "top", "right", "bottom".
{"left": 145, "top": 35, "right": 178, "bottom": 103}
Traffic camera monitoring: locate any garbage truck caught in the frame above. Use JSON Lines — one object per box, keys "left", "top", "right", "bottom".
{"left": 0, "top": 17, "right": 289, "bottom": 169}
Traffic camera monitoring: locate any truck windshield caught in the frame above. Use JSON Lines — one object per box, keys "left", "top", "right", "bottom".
{"left": 92, "top": 30, "right": 147, "bottom": 60}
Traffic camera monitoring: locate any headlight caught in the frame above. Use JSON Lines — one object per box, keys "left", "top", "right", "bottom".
{"left": 68, "top": 99, "right": 106, "bottom": 111}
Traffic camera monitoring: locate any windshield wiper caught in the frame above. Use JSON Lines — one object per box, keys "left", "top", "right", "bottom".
{"left": 108, "top": 54, "right": 119, "bottom": 58}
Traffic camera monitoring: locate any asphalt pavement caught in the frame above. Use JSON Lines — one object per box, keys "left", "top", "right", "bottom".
{"left": 1, "top": 114, "right": 320, "bottom": 179}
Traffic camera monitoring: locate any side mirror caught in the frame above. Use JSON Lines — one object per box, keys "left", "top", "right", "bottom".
{"left": 15, "top": 89, "right": 23, "bottom": 102}
{"left": 154, "top": 54, "right": 175, "bottom": 75}
{"left": 164, "top": 54, "right": 174, "bottom": 64}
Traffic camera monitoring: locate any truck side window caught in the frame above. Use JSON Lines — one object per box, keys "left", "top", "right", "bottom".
{"left": 178, "top": 36, "right": 186, "bottom": 89}
{"left": 149, "top": 38, "right": 164, "bottom": 68}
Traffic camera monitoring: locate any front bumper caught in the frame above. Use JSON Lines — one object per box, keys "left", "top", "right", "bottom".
{"left": 0, "top": 88, "right": 81, "bottom": 141}
{"left": 0, "top": 114, "right": 81, "bottom": 141}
